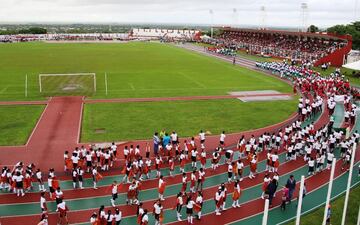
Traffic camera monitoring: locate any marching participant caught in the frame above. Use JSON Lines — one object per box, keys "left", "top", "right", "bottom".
{"left": 127, "top": 181, "right": 139, "bottom": 205}
{"left": 220, "top": 131, "right": 226, "bottom": 146}
{"left": 181, "top": 173, "right": 188, "bottom": 192}
{"left": 249, "top": 154, "right": 258, "bottom": 179}
{"left": 77, "top": 166, "right": 84, "bottom": 189}
{"left": 71, "top": 168, "right": 78, "bottom": 189}
{"left": 56, "top": 199, "right": 69, "bottom": 225}
{"left": 185, "top": 195, "right": 196, "bottom": 224}
{"left": 92, "top": 166, "right": 98, "bottom": 189}
{"left": 110, "top": 181, "right": 120, "bottom": 207}
{"left": 169, "top": 156, "right": 175, "bottom": 177}
{"left": 232, "top": 180, "right": 241, "bottom": 208}
{"left": 214, "top": 187, "right": 224, "bottom": 216}
{"left": 195, "top": 191, "right": 203, "bottom": 220}
{"left": 261, "top": 174, "right": 271, "bottom": 199}
{"left": 227, "top": 162, "right": 234, "bottom": 183}
{"left": 236, "top": 159, "right": 244, "bottom": 181}
{"left": 175, "top": 192, "right": 184, "bottom": 221}
{"left": 211, "top": 150, "right": 220, "bottom": 170}
{"left": 155, "top": 156, "right": 162, "bottom": 178}
{"left": 153, "top": 200, "right": 163, "bottom": 225}
{"left": 141, "top": 209, "right": 149, "bottom": 225}
{"left": 190, "top": 170, "right": 196, "bottom": 193}
{"left": 158, "top": 175, "right": 166, "bottom": 201}
{"left": 191, "top": 148, "right": 198, "bottom": 169}
{"left": 199, "top": 149, "right": 206, "bottom": 169}
{"left": 199, "top": 130, "right": 206, "bottom": 147}
{"left": 13, "top": 171, "right": 25, "bottom": 197}
{"left": 40, "top": 191, "right": 47, "bottom": 212}
{"left": 137, "top": 203, "right": 144, "bottom": 224}
{"left": 179, "top": 151, "right": 186, "bottom": 173}
{"left": 196, "top": 168, "right": 205, "bottom": 191}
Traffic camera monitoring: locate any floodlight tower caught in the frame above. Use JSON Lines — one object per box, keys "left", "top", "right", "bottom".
{"left": 260, "top": 6, "right": 266, "bottom": 30}
{"left": 209, "top": 9, "right": 214, "bottom": 38}
{"left": 301, "top": 3, "right": 308, "bottom": 32}
{"left": 232, "top": 8, "right": 238, "bottom": 28}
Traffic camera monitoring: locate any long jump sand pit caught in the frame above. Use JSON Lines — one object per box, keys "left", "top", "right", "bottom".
{"left": 228, "top": 90, "right": 293, "bottom": 102}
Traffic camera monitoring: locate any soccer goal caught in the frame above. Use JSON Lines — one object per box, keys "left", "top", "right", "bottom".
{"left": 39, "top": 73, "right": 96, "bottom": 96}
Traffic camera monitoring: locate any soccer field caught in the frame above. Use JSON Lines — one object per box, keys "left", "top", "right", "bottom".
{"left": 0, "top": 41, "right": 297, "bottom": 143}
{"left": 0, "top": 42, "right": 292, "bottom": 100}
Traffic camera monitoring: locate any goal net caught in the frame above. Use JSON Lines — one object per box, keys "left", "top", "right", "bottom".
{"left": 39, "top": 73, "right": 96, "bottom": 96}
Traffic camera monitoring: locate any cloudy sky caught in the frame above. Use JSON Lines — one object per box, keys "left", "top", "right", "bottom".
{"left": 0, "top": 0, "right": 358, "bottom": 28}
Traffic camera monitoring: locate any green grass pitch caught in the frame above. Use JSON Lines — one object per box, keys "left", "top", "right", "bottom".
{"left": 0, "top": 42, "right": 296, "bottom": 144}
{"left": 0, "top": 105, "right": 44, "bottom": 146}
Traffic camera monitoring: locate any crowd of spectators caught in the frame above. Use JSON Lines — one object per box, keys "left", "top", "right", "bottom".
{"left": 212, "top": 30, "right": 348, "bottom": 64}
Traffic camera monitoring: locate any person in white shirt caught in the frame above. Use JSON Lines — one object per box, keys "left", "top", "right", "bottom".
{"left": 191, "top": 149, "right": 198, "bottom": 169}
{"left": 327, "top": 152, "right": 335, "bottom": 170}
{"left": 236, "top": 159, "right": 244, "bottom": 181}
{"left": 71, "top": 153, "right": 79, "bottom": 169}
{"left": 40, "top": 191, "right": 47, "bottom": 212}
{"left": 196, "top": 191, "right": 203, "bottom": 220}
{"left": 111, "top": 142, "right": 118, "bottom": 158}
{"left": 36, "top": 169, "right": 45, "bottom": 192}
{"left": 186, "top": 196, "right": 196, "bottom": 224}
{"left": 141, "top": 209, "right": 149, "bottom": 225}
{"left": 114, "top": 208, "right": 122, "bottom": 225}
{"left": 199, "top": 130, "right": 206, "bottom": 145}
{"left": 227, "top": 162, "right": 234, "bottom": 183}
{"left": 176, "top": 192, "right": 184, "bottom": 221}
{"left": 13, "top": 171, "right": 25, "bottom": 197}
{"left": 92, "top": 167, "right": 98, "bottom": 189}
{"left": 220, "top": 131, "right": 226, "bottom": 146}
{"left": 110, "top": 181, "right": 119, "bottom": 207}
{"left": 308, "top": 157, "right": 315, "bottom": 175}
{"left": 106, "top": 210, "right": 114, "bottom": 225}
{"left": 214, "top": 188, "right": 224, "bottom": 216}
{"left": 153, "top": 200, "right": 163, "bottom": 225}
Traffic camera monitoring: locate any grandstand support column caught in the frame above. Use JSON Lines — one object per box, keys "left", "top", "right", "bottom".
{"left": 262, "top": 199, "right": 269, "bottom": 225}
{"left": 295, "top": 175, "right": 306, "bottom": 225}
{"left": 341, "top": 143, "right": 357, "bottom": 225}
{"left": 322, "top": 159, "right": 337, "bottom": 225}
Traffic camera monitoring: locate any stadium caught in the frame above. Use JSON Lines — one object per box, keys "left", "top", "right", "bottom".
{"left": 0, "top": 1, "right": 360, "bottom": 225}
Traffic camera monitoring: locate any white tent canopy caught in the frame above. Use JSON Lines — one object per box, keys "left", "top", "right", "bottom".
{"left": 343, "top": 60, "right": 360, "bottom": 71}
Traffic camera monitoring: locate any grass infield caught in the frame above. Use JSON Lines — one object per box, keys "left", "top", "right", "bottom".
{"left": 81, "top": 99, "right": 297, "bottom": 142}
{"left": 0, "top": 105, "right": 44, "bottom": 145}
{"left": 285, "top": 184, "right": 360, "bottom": 225}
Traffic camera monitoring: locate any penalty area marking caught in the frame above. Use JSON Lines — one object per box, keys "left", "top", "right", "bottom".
{"left": 228, "top": 90, "right": 293, "bottom": 102}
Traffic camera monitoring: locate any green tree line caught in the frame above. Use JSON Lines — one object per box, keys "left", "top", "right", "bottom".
{"left": 308, "top": 21, "right": 360, "bottom": 50}
{"left": 0, "top": 27, "right": 47, "bottom": 35}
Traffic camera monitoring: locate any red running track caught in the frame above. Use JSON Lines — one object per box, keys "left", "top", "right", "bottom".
{"left": 0, "top": 96, "right": 84, "bottom": 171}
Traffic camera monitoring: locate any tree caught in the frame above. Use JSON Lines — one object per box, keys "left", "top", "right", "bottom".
{"left": 18, "top": 27, "right": 47, "bottom": 34}
{"left": 327, "top": 21, "right": 360, "bottom": 50}
{"left": 307, "top": 25, "right": 319, "bottom": 33}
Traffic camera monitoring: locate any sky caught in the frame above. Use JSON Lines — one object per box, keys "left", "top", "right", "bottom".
{"left": 0, "top": 0, "right": 358, "bottom": 28}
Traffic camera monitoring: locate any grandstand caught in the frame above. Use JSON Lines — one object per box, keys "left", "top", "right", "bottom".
{"left": 130, "top": 28, "right": 201, "bottom": 41}
{"left": 208, "top": 28, "right": 352, "bottom": 67}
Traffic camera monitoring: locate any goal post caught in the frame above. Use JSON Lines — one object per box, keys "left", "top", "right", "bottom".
{"left": 39, "top": 73, "right": 96, "bottom": 96}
